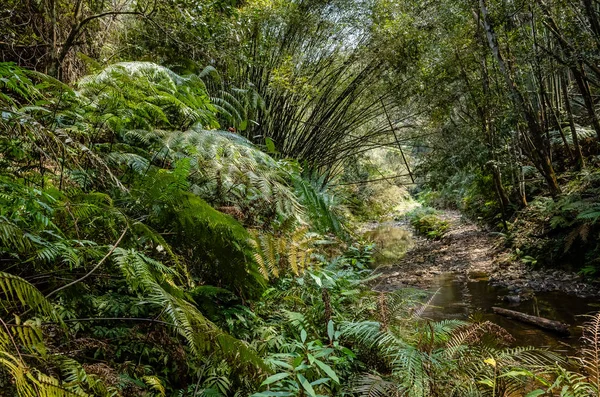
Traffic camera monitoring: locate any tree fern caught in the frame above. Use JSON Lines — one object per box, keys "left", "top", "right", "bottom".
{"left": 78, "top": 62, "right": 219, "bottom": 133}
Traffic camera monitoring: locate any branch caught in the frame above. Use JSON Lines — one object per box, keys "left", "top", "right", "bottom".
{"left": 46, "top": 227, "right": 128, "bottom": 298}
{"left": 57, "top": 11, "right": 148, "bottom": 64}
{"left": 55, "top": 317, "right": 173, "bottom": 327}
{"left": 331, "top": 173, "right": 413, "bottom": 186}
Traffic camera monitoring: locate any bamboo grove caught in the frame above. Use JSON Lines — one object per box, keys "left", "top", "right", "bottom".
{"left": 3, "top": 0, "right": 600, "bottom": 396}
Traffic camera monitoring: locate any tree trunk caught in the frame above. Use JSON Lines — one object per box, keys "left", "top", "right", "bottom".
{"left": 488, "top": 161, "right": 510, "bottom": 228}
{"left": 572, "top": 64, "right": 600, "bottom": 140}
{"left": 514, "top": 127, "right": 528, "bottom": 207}
{"left": 561, "top": 73, "right": 585, "bottom": 169}
{"left": 582, "top": 0, "right": 600, "bottom": 44}
{"left": 478, "top": 0, "right": 561, "bottom": 196}
{"left": 537, "top": 0, "right": 600, "bottom": 140}
{"left": 492, "top": 307, "right": 570, "bottom": 335}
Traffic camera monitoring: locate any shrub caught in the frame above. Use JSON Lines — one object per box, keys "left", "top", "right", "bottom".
{"left": 407, "top": 207, "right": 450, "bottom": 239}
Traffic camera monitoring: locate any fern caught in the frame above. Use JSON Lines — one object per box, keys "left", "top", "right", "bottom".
{"left": 0, "top": 272, "right": 55, "bottom": 318}
{"left": 111, "top": 247, "right": 268, "bottom": 371}
{"left": 576, "top": 205, "right": 600, "bottom": 224}
{"left": 249, "top": 227, "right": 316, "bottom": 279}
{"left": 78, "top": 62, "right": 219, "bottom": 133}
{"left": 354, "top": 374, "right": 402, "bottom": 397}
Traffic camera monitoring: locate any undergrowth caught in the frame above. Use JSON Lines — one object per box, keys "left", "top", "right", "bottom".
{"left": 0, "top": 61, "right": 597, "bottom": 397}
{"left": 407, "top": 207, "right": 450, "bottom": 240}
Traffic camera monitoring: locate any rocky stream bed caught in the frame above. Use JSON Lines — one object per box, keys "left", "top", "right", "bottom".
{"left": 369, "top": 211, "right": 600, "bottom": 353}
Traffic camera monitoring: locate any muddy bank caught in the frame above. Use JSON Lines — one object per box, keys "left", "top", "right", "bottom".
{"left": 373, "top": 211, "right": 600, "bottom": 298}
{"left": 369, "top": 210, "right": 600, "bottom": 351}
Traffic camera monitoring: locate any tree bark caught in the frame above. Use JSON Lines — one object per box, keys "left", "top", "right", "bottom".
{"left": 492, "top": 307, "right": 570, "bottom": 335}
{"left": 514, "top": 127, "right": 528, "bottom": 207}
{"left": 561, "top": 73, "right": 585, "bottom": 169}
{"left": 572, "top": 64, "right": 600, "bottom": 141}
{"left": 582, "top": 0, "right": 600, "bottom": 44}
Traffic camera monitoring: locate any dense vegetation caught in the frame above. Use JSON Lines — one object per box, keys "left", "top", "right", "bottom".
{"left": 3, "top": 0, "right": 600, "bottom": 396}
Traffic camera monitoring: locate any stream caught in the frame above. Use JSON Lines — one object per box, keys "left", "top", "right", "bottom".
{"left": 371, "top": 212, "right": 600, "bottom": 356}
{"left": 421, "top": 272, "right": 598, "bottom": 355}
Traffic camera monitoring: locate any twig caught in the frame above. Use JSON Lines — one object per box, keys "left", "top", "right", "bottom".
{"left": 46, "top": 227, "right": 128, "bottom": 298}
{"left": 413, "top": 288, "right": 441, "bottom": 319}
{"left": 51, "top": 317, "right": 173, "bottom": 327}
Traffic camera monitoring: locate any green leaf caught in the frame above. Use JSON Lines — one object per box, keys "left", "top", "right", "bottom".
{"left": 314, "top": 359, "right": 339, "bottom": 384}
{"left": 270, "top": 360, "right": 294, "bottom": 370}
{"left": 265, "top": 137, "right": 277, "bottom": 153}
{"left": 500, "top": 370, "right": 533, "bottom": 378}
{"left": 300, "top": 329, "right": 307, "bottom": 343}
{"left": 525, "top": 391, "right": 546, "bottom": 397}
{"left": 327, "top": 320, "right": 334, "bottom": 341}
{"left": 261, "top": 373, "right": 290, "bottom": 386}
{"left": 313, "top": 348, "right": 333, "bottom": 358}
{"left": 310, "top": 378, "right": 330, "bottom": 386}
{"left": 309, "top": 273, "right": 322, "bottom": 287}
{"left": 341, "top": 347, "right": 355, "bottom": 358}
{"left": 297, "top": 374, "right": 317, "bottom": 397}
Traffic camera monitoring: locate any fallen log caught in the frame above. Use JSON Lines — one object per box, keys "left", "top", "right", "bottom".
{"left": 492, "top": 307, "right": 571, "bottom": 336}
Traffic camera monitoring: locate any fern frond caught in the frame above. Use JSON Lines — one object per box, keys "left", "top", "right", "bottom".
{"left": 354, "top": 374, "right": 401, "bottom": 397}
{"left": 0, "top": 272, "right": 55, "bottom": 318}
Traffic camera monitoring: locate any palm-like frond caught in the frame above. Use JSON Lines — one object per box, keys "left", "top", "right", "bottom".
{"left": 354, "top": 374, "right": 402, "bottom": 397}
{"left": 0, "top": 272, "right": 55, "bottom": 318}
{"left": 78, "top": 62, "right": 219, "bottom": 133}
{"left": 249, "top": 227, "right": 316, "bottom": 279}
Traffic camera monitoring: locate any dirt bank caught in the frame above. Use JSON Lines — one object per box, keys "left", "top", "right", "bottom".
{"left": 373, "top": 211, "right": 600, "bottom": 298}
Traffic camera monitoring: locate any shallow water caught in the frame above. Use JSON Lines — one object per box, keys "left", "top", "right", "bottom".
{"left": 421, "top": 273, "right": 600, "bottom": 355}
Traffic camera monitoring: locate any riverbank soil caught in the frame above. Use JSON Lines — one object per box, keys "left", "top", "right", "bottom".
{"left": 370, "top": 210, "right": 600, "bottom": 350}
{"left": 374, "top": 210, "right": 600, "bottom": 298}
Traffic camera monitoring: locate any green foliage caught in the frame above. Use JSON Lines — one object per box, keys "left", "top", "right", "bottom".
{"left": 0, "top": 62, "right": 280, "bottom": 395}
{"left": 343, "top": 313, "right": 558, "bottom": 397}
{"left": 407, "top": 207, "right": 450, "bottom": 239}
{"left": 344, "top": 242, "right": 376, "bottom": 270}
{"left": 292, "top": 173, "right": 346, "bottom": 237}
{"left": 531, "top": 312, "right": 600, "bottom": 396}
{"left": 250, "top": 227, "right": 318, "bottom": 279}
{"left": 251, "top": 321, "right": 350, "bottom": 397}
{"left": 6, "top": 0, "right": 600, "bottom": 390}
{"left": 78, "top": 62, "right": 219, "bottom": 133}
{"left": 506, "top": 169, "right": 600, "bottom": 272}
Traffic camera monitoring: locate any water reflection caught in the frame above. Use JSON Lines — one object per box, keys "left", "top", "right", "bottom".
{"left": 421, "top": 273, "right": 600, "bottom": 355}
